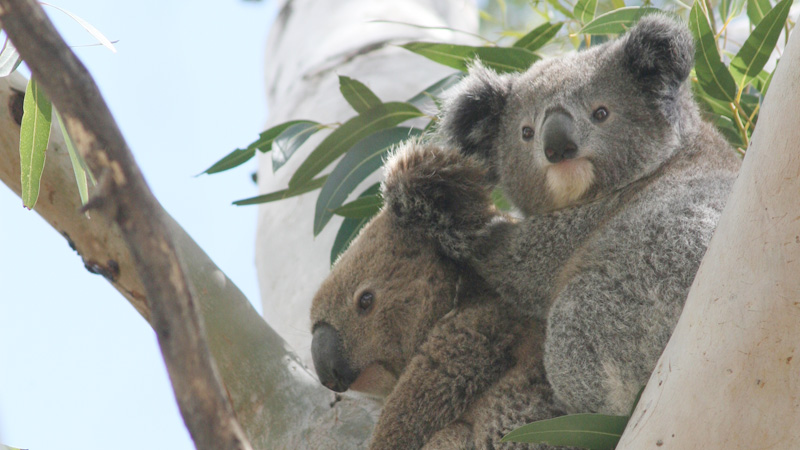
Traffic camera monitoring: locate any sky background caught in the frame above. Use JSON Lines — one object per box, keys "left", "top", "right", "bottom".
{"left": 0, "top": 1, "right": 279, "bottom": 448}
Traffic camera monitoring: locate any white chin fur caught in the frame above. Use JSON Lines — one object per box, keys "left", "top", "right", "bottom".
{"left": 350, "top": 364, "right": 397, "bottom": 397}
{"left": 546, "top": 158, "right": 595, "bottom": 209}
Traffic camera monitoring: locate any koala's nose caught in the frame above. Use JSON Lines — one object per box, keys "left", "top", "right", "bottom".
{"left": 542, "top": 112, "right": 578, "bottom": 163}
{"left": 311, "top": 322, "right": 359, "bottom": 392}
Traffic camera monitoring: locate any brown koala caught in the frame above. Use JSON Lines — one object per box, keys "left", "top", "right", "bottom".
{"left": 310, "top": 144, "right": 565, "bottom": 449}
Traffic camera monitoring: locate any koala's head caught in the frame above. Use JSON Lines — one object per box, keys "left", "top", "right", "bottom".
{"left": 438, "top": 15, "right": 697, "bottom": 214}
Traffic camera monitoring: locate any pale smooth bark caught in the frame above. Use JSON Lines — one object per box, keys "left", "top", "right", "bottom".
{"left": 617, "top": 25, "right": 800, "bottom": 450}
{"left": 256, "top": 0, "right": 479, "bottom": 368}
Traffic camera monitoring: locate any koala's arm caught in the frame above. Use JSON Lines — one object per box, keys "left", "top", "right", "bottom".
{"left": 368, "top": 303, "right": 519, "bottom": 450}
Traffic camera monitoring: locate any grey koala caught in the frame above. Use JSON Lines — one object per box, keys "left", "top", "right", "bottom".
{"left": 310, "top": 145, "right": 568, "bottom": 450}
{"left": 390, "top": 15, "right": 741, "bottom": 415}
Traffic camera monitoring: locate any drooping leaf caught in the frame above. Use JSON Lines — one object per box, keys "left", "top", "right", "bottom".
{"left": 401, "top": 42, "right": 539, "bottom": 73}
{"left": 689, "top": 1, "right": 738, "bottom": 103}
{"left": 333, "top": 192, "right": 383, "bottom": 218}
{"left": 546, "top": 0, "right": 575, "bottom": 18}
{"left": 233, "top": 175, "right": 328, "bottom": 206}
{"left": 330, "top": 184, "right": 381, "bottom": 265}
{"left": 747, "top": 0, "right": 772, "bottom": 26}
{"left": 40, "top": 2, "right": 116, "bottom": 52}
{"left": 502, "top": 414, "right": 629, "bottom": 450}
{"left": 19, "top": 78, "right": 52, "bottom": 210}
{"left": 272, "top": 121, "right": 325, "bottom": 172}
{"left": 574, "top": 0, "right": 599, "bottom": 25}
{"left": 0, "top": 37, "right": 22, "bottom": 77}
{"left": 512, "top": 22, "right": 563, "bottom": 52}
{"left": 339, "top": 76, "right": 382, "bottom": 114}
{"left": 202, "top": 120, "right": 318, "bottom": 174}
{"left": 289, "top": 102, "right": 423, "bottom": 188}
{"left": 729, "top": 0, "right": 791, "bottom": 86}
{"left": 579, "top": 7, "right": 663, "bottom": 35}
{"left": 407, "top": 72, "right": 464, "bottom": 109}
{"left": 54, "top": 109, "right": 92, "bottom": 205}
{"left": 314, "top": 127, "right": 421, "bottom": 235}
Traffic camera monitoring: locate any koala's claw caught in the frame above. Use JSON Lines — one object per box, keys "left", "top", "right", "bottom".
{"left": 382, "top": 141, "right": 498, "bottom": 260}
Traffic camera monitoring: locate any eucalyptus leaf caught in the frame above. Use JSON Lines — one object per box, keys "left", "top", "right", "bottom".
{"left": 729, "top": 0, "right": 791, "bottom": 86}
{"left": 330, "top": 184, "right": 381, "bottom": 265}
{"left": 203, "top": 119, "right": 318, "bottom": 174}
{"left": 401, "top": 42, "right": 539, "bottom": 73}
{"left": 54, "top": 109, "right": 91, "bottom": 205}
{"left": 314, "top": 127, "right": 421, "bottom": 235}
{"left": 233, "top": 175, "right": 328, "bottom": 206}
{"left": 19, "top": 78, "right": 52, "bottom": 210}
{"left": 407, "top": 72, "right": 464, "bottom": 109}
{"left": 574, "top": 0, "right": 599, "bottom": 25}
{"left": 333, "top": 193, "right": 383, "bottom": 218}
{"left": 502, "top": 413, "right": 628, "bottom": 450}
{"left": 272, "top": 121, "right": 324, "bottom": 172}
{"left": 579, "top": 7, "right": 663, "bottom": 35}
{"left": 339, "top": 76, "right": 382, "bottom": 114}
{"left": 289, "top": 102, "right": 423, "bottom": 188}
{"left": 712, "top": 114, "right": 746, "bottom": 148}
{"left": 689, "top": 1, "right": 738, "bottom": 103}
{"left": 512, "top": 22, "right": 563, "bottom": 52}
{"left": 546, "top": 0, "right": 575, "bottom": 18}
{"left": 0, "top": 37, "right": 22, "bottom": 77}
{"left": 747, "top": 0, "right": 772, "bottom": 26}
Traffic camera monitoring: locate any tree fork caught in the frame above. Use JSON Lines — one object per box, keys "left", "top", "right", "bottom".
{"left": 0, "top": 1, "right": 253, "bottom": 448}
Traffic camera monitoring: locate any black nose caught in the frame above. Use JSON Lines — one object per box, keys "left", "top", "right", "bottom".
{"left": 311, "top": 322, "right": 359, "bottom": 392}
{"left": 542, "top": 112, "right": 578, "bottom": 163}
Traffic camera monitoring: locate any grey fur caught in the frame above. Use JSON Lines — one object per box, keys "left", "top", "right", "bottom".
{"left": 392, "top": 15, "right": 741, "bottom": 415}
{"left": 310, "top": 148, "right": 567, "bottom": 449}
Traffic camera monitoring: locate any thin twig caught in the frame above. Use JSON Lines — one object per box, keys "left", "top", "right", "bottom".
{"left": 0, "top": 1, "right": 253, "bottom": 449}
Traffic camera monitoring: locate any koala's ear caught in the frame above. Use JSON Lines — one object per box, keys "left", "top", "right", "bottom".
{"left": 437, "top": 62, "right": 510, "bottom": 164}
{"left": 381, "top": 141, "right": 494, "bottom": 260}
{"left": 622, "top": 15, "right": 694, "bottom": 94}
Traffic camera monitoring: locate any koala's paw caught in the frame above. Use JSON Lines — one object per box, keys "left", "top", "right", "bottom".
{"left": 382, "top": 140, "right": 497, "bottom": 260}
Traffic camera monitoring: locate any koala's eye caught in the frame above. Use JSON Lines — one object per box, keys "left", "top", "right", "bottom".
{"left": 592, "top": 107, "right": 609, "bottom": 122}
{"left": 357, "top": 291, "right": 374, "bottom": 313}
{"left": 521, "top": 126, "right": 534, "bottom": 141}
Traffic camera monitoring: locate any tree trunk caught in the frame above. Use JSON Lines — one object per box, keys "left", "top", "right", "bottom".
{"left": 617, "top": 23, "right": 800, "bottom": 450}
{"left": 256, "top": 0, "right": 479, "bottom": 368}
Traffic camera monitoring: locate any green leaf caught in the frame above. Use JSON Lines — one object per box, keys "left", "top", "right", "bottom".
{"left": 272, "top": 121, "right": 325, "bottom": 172}
{"left": 611, "top": 0, "right": 626, "bottom": 9}
{"left": 689, "top": 1, "right": 738, "bottom": 103}
{"left": 401, "top": 42, "right": 539, "bottom": 73}
{"left": 339, "top": 76, "right": 382, "bottom": 114}
{"left": 513, "top": 22, "right": 563, "bottom": 52}
{"left": 546, "top": 0, "right": 575, "bottom": 18}
{"left": 334, "top": 192, "right": 382, "bottom": 218}
{"left": 314, "top": 127, "right": 421, "bottom": 235}
{"left": 407, "top": 72, "right": 464, "bottom": 109}
{"left": 491, "top": 188, "right": 512, "bottom": 211}
{"left": 0, "top": 37, "right": 22, "bottom": 77}
{"left": 54, "top": 109, "right": 92, "bottom": 205}
{"left": 289, "top": 102, "right": 423, "bottom": 188}
{"left": 502, "top": 414, "right": 629, "bottom": 450}
{"left": 579, "top": 7, "right": 663, "bottom": 35}
{"left": 330, "top": 184, "right": 381, "bottom": 265}
{"left": 202, "top": 120, "right": 318, "bottom": 174}
{"left": 233, "top": 175, "right": 328, "bottom": 206}
{"left": 729, "top": 0, "right": 791, "bottom": 86}
{"left": 712, "top": 114, "right": 746, "bottom": 148}
{"left": 574, "top": 0, "right": 599, "bottom": 25}
{"left": 747, "top": 0, "right": 772, "bottom": 25}
{"left": 19, "top": 78, "right": 52, "bottom": 210}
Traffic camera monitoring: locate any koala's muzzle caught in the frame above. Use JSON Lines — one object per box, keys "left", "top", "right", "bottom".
{"left": 543, "top": 112, "right": 578, "bottom": 163}
{"left": 311, "top": 322, "right": 359, "bottom": 392}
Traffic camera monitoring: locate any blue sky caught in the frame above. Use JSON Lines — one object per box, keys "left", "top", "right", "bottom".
{"left": 0, "top": 1, "right": 278, "bottom": 448}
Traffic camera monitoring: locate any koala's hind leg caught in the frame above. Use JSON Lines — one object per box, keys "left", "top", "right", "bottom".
{"left": 423, "top": 421, "right": 475, "bottom": 450}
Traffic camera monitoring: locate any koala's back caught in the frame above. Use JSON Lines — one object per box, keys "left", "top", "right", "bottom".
{"left": 545, "top": 124, "right": 740, "bottom": 414}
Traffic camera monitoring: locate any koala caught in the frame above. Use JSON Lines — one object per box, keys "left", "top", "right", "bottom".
{"left": 310, "top": 145, "right": 567, "bottom": 450}
{"left": 391, "top": 16, "right": 742, "bottom": 416}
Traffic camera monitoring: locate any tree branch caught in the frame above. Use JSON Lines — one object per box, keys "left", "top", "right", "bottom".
{"left": 0, "top": 1, "right": 252, "bottom": 448}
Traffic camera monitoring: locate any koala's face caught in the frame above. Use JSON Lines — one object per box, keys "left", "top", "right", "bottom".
{"left": 439, "top": 16, "right": 694, "bottom": 214}
{"left": 310, "top": 212, "right": 457, "bottom": 396}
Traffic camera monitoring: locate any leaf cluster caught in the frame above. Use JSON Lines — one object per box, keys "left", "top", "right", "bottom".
{"left": 206, "top": 0, "right": 791, "bottom": 265}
